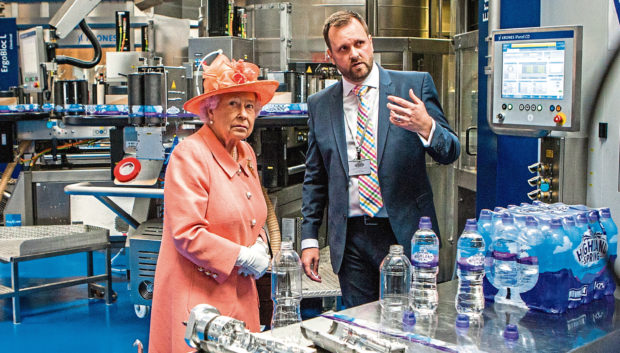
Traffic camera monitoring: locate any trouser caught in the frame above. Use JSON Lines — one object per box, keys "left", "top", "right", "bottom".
{"left": 338, "top": 215, "right": 399, "bottom": 308}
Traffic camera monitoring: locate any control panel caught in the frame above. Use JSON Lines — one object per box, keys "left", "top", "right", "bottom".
{"left": 18, "top": 27, "right": 47, "bottom": 94}
{"left": 491, "top": 26, "right": 582, "bottom": 132}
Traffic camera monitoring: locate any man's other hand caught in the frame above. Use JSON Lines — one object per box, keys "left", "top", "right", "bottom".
{"left": 301, "top": 248, "right": 322, "bottom": 282}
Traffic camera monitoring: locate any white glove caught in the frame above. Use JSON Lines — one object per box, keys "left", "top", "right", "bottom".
{"left": 250, "top": 237, "right": 270, "bottom": 257}
{"left": 236, "top": 240, "right": 270, "bottom": 279}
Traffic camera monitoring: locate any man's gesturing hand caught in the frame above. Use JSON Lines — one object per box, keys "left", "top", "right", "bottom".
{"left": 387, "top": 89, "right": 433, "bottom": 140}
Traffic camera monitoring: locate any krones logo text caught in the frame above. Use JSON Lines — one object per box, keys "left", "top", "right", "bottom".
{"left": 573, "top": 232, "right": 607, "bottom": 266}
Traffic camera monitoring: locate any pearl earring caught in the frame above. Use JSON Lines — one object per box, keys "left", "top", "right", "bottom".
{"left": 208, "top": 120, "right": 214, "bottom": 125}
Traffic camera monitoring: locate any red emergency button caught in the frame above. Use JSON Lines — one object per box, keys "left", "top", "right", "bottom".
{"left": 553, "top": 112, "right": 567, "bottom": 126}
{"left": 33, "top": 82, "right": 40, "bottom": 88}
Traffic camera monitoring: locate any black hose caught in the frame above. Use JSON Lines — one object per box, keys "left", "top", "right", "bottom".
{"left": 55, "top": 19, "right": 102, "bottom": 69}
{"left": 587, "top": 40, "right": 620, "bottom": 135}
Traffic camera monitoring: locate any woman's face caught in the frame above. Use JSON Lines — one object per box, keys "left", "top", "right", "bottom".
{"left": 206, "top": 92, "right": 258, "bottom": 146}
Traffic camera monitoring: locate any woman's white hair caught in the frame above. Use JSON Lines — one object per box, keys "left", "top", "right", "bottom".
{"left": 198, "top": 93, "right": 262, "bottom": 124}
{"left": 198, "top": 95, "right": 221, "bottom": 124}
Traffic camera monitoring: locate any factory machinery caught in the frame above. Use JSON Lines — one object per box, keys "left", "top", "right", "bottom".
{"left": 1, "top": 4, "right": 619, "bottom": 351}
{"left": 0, "top": 0, "right": 461, "bottom": 320}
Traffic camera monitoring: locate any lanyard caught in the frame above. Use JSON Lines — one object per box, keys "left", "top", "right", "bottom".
{"left": 345, "top": 89, "right": 373, "bottom": 160}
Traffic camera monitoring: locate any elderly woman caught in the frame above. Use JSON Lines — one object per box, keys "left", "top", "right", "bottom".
{"left": 148, "top": 54, "right": 278, "bottom": 353}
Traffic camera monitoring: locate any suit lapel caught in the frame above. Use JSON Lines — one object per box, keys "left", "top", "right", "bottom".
{"left": 377, "top": 67, "right": 393, "bottom": 166}
{"left": 329, "top": 83, "right": 349, "bottom": 175}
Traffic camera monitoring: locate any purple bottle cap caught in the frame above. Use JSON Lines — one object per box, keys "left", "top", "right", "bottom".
{"left": 525, "top": 216, "right": 538, "bottom": 227}
{"left": 418, "top": 216, "right": 432, "bottom": 229}
{"left": 563, "top": 216, "right": 575, "bottom": 226}
{"left": 576, "top": 212, "right": 588, "bottom": 224}
{"left": 402, "top": 311, "right": 416, "bottom": 326}
{"left": 503, "top": 324, "right": 519, "bottom": 340}
{"left": 588, "top": 211, "right": 599, "bottom": 223}
{"left": 480, "top": 209, "right": 493, "bottom": 220}
{"left": 501, "top": 212, "right": 514, "bottom": 224}
{"left": 465, "top": 218, "right": 477, "bottom": 231}
{"left": 455, "top": 314, "right": 470, "bottom": 329}
{"left": 600, "top": 208, "right": 611, "bottom": 218}
{"left": 550, "top": 218, "right": 562, "bottom": 229}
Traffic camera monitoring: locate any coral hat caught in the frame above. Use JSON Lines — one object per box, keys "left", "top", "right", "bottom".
{"left": 184, "top": 54, "right": 279, "bottom": 116}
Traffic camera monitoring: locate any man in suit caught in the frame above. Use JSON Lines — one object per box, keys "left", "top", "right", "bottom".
{"left": 300, "top": 10, "right": 460, "bottom": 308}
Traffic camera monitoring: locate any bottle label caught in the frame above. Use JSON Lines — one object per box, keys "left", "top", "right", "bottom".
{"left": 457, "top": 252, "right": 485, "bottom": 271}
{"left": 573, "top": 229, "right": 607, "bottom": 267}
{"left": 411, "top": 246, "right": 438, "bottom": 268}
{"left": 492, "top": 250, "right": 517, "bottom": 261}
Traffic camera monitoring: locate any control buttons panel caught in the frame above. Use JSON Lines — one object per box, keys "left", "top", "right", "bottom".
{"left": 491, "top": 26, "right": 582, "bottom": 132}
{"left": 498, "top": 102, "right": 567, "bottom": 127}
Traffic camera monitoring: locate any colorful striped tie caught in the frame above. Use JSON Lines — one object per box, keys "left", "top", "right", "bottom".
{"left": 352, "top": 85, "right": 383, "bottom": 217}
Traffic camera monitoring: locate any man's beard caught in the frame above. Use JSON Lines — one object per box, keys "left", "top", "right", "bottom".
{"left": 341, "top": 58, "right": 373, "bottom": 82}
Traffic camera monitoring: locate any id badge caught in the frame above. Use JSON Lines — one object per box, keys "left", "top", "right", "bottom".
{"left": 349, "top": 159, "right": 371, "bottom": 176}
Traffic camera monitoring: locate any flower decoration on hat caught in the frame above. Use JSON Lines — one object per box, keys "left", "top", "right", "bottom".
{"left": 183, "top": 53, "right": 278, "bottom": 116}
{"left": 202, "top": 55, "right": 260, "bottom": 92}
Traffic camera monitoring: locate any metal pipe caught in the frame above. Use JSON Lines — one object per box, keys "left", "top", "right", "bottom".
{"left": 64, "top": 181, "right": 163, "bottom": 198}
{"left": 198, "top": 0, "right": 207, "bottom": 37}
{"left": 366, "top": 0, "right": 379, "bottom": 36}
{"left": 438, "top": 0, "right": 442, "bottom": 37}
{"left": 428, "top": 0, "right": 433, "bottom": 38}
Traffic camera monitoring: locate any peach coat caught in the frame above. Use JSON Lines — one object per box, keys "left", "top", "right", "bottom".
{"left": 148, "top": 125, "right": 267, "bottom": 353}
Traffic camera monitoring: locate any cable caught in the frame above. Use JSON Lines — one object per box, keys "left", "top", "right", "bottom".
{"left": 55, "top": 20, "right": 102, "bottom": 69}
{"left": 21, "top": 139, "right": 96, "bottom": 167}
{"left": 586, "top": 40, "right": 620, "bottom": 135}
{"left": 194, "top": 49, "right": 224, "bottom": 95}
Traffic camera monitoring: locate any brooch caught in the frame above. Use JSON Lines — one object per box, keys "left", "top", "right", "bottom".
{"left": 247, "top": 158, "right": 254, "bottom": 173}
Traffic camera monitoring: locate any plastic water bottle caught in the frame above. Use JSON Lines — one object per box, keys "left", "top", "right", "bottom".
{"left": 478, "top": 210, "right": 495, "bottom": 286}
{"left": 586, "top": 211, "right": 607, "bottom": 299}
{"left": 271, "top": 239, "right": 303, "bottom": 339}
{"left": 503, "top": 324, "right": 519, "bottom": 350}
{"left": 492, "top": 207, "right": 506, "bottom": 232}
{"left": 456, "top": 219, "right": 485, "bottom": 316}
{"left": 517, "top": 216, "right": 541, "bottom": 294}
{"left": 454, "top": 314, "right": 472, "bottom": 351}
{"left": 478, "top": 210, "right": 494, "bottom": 254}
{"left": 599, "top": 208, "right": 618, "bottom": 296}
{"left": 575, "top": 212, "right": 589, "bottom": 235}
{"left": 544, "top": 218, "right": 570, "bottom": 273}
{"left": 379, "top": 244, "right": 411, "bottom": 331}
{"left": 600, "top": 208, "right": 618, "bottom": 260}
{"left": 491, "top": 213, "right": 520, "bottom": 289}
{"left": 411, "top": 216, "right": 439, "bottom": 315}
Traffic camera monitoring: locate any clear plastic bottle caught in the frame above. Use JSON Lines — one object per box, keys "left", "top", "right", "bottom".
{"left": 478, "top": 210, "right": 495, "bottom": 286}
{"left": 379, "top": 244, "right": 411, "bottom": 331}
{"left": 270, "top": 239, "right": 303, "bottom": 340}
{"left": 456, "top": 219, "right": 486, "bottom": 316}
{"left": 600, "top": 208, "right": 618, "bottom": 260}
{"left": 491, "top": 213, "right": 520, "bottom": 290}
{"left": 410, "top": 216, "right": 439, "bottom": 315}
{"left": 586, "top": 211, "right": 607, "bottom": 299}
{"left": 599, "top": 208, "right": 618, "bottom": 296}
{"left": 478, "top": 209, "right": 494, "bottom": 255}
{"left": 543, "top": 217, "right": 569, "bottom": 273}
{"left": 454, "top": 314, "right": 472, "bottom": 352}
{"left": 575, "top": 212, "right": 589, "bottom": 235}
{"left": 517, "top": 216, "right": 541, "bottom": 294}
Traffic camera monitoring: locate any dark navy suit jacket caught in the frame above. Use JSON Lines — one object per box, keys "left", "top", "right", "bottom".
{"left": 301, "top": 65, "right": 460, "bottom": 274}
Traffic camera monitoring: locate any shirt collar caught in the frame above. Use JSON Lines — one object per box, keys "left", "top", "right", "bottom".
{"left": 197, "top": 125, "right": 253, "bottom": 179}
{"left": 342, "top": 62, "right": 379, "bottom": 97}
